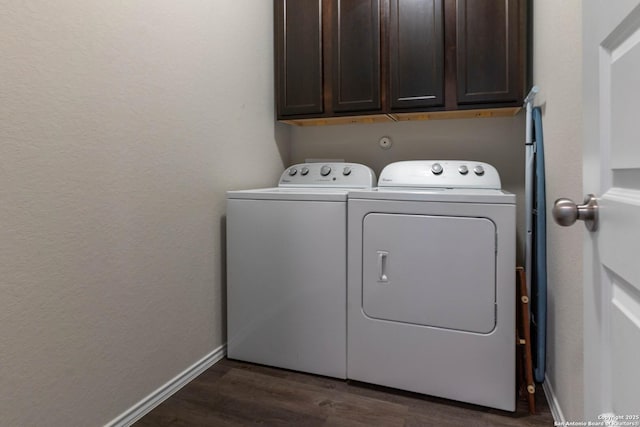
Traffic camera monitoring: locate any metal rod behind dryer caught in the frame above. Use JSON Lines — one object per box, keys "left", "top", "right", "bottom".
{"left": 523, "top": 86, "right": 539, "bottom": 300}
{"left": 524, "top": 86, "right": 539, "bottom": 145}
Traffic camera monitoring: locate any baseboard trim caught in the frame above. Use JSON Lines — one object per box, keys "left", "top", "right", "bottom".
{"left": 105, "top": 343, "right": 227, "bottom": 427}
{"left": 542, "top": 375, "right": 566, "bottom": 424}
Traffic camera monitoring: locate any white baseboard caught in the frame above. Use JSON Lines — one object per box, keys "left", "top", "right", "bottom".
{"left": 105, "top": 343, "right": 227, "bottom": 427}
{"left": 542, "top": 375, "right": 566, "bottom": 424}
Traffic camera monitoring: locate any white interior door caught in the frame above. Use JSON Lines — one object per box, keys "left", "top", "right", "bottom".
{"left": 582, "top": 0, "right": 640, "bottom": 420}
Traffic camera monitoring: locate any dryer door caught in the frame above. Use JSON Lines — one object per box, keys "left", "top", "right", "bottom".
{"left": 362, "top": 213, "right": 496, "bottom": 333}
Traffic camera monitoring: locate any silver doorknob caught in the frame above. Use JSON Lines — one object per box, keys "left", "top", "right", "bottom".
{"left": 552, "top": 194, "right": 598, "bottom": 232}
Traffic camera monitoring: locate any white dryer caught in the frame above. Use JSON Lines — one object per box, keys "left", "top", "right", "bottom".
{"left": 227, "top": 162, "right": 375, "bottom": 379}
{"left": 347, "top": 160, "right": 516, "bottom": 411}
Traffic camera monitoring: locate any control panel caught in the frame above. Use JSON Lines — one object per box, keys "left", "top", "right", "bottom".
{"left": 378, "top": 160, "right": 502, "bottom": 189}
{"left": 279, "top": 163, "right": 376, "bottom": 188}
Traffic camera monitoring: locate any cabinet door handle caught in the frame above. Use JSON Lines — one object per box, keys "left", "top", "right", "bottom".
{"left": 377, "top": 251, "right": 389, "bottom": 283}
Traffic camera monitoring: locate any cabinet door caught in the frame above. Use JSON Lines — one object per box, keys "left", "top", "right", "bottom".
{"left": 275, "top": 0, "right": 324, "bottom": 117}
{"left": 389, "top": 0, "right": 444, "bottom": 110}
{"left": 332, "top": 0, "right": 381, "bottom": 113}
{"left": 456, "top": 0, "right": 522, "bottom": 105}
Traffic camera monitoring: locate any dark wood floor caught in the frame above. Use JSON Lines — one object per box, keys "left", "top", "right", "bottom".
{"left": 135, "top": 358, "right": 554, "bottom": 426}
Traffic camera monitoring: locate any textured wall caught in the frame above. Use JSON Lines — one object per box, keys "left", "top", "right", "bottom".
{"left": 0, "top": 1, "right": 287, "bottom": 425}
{"left": 532, "top": 0, "right": 584, "bottom": 420}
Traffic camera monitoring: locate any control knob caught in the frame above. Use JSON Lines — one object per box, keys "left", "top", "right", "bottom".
{"left": 458, "top": 165, "right": 469, "bottom": 175}
{"left": 320, "top": 165, "right": 332, "bottom": 176}
{"left": 431, "top": 163, "right": 443, "bottom": 175}
{"left": 343, "top": 166, "right": 352, "bottom": 176}
{"left": 300, "top": 167, "right": 309, "bottom": 176}
{"left": 288, "top": 168, "right": 297, "bottom": 176}
{"left": 474, "top": 165, "right": 485, "bottom": 176}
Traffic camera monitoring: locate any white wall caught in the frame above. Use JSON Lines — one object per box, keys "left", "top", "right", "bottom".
{"left": 0, "top": 1, "right": 287, "bottom": 426}
{"left": 292, "top": 116, "right": 526, "bottom": 260}
{"left": 533, "top": 0, "right": 584, "bottom": 420}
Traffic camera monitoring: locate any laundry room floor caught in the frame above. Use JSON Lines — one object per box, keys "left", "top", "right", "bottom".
{"left": 135, "top": 358, "right": 554, "bottom": 426}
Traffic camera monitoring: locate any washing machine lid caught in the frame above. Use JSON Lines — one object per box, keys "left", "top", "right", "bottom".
{"left": 227, "top": 187, "right": 350, "bottom": 201}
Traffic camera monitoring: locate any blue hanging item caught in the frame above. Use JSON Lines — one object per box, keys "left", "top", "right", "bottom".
{"left": 531, "top": 106, "right": 547, "bottom": 383}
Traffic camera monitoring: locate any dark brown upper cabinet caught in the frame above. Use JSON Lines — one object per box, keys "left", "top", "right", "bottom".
{"left": 389, "top": 0, "right": 444, "bottom": 110}
{"left": 275, "top": 0, "right": 324, "bottom": 116}
{"left": 275, "top": 0, "right": 528, "bottom": 122}
{"left": 332, "top": 0, "right": 382, "bottom": 112}
{"left": 456, "top": 0, "right": 523, "bottom": 105}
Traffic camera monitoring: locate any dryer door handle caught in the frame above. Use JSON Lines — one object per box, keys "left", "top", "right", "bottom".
{"left": 377, "top": 251, "right": 389, "bottom": 283}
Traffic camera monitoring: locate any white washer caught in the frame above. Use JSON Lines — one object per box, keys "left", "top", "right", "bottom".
{"left": 227, "top": 162, "right": 375, "bottom": 379}
{"left": 347, "top": 160, "right": 516, "bottom": 411}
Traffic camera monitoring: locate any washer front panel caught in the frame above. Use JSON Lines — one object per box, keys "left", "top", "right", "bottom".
{"left": 227, "top": 198, "right": 347, "bottom": 378}
{"left": 362, "top": 213, "right": 496, "bottom": 334}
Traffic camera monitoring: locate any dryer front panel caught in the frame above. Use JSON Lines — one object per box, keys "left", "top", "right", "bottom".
{"left": 362, "top": 213, "right": 496, "bottom": 333}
